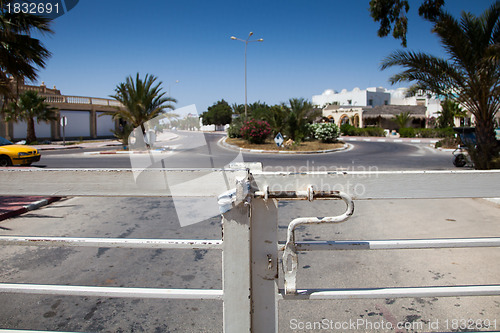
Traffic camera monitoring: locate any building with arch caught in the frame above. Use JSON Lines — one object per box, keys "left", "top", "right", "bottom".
{"left": 314, "top": 86, "right": 445, "bottom": 129}
{"left": 322, "top": 105, "right": 363, "bottom": 128}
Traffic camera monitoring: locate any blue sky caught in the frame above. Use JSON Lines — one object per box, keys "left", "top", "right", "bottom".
{"left": 33, "top": 0, "right": 495, "bottom": 114}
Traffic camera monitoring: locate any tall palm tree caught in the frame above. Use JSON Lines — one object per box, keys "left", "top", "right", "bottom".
{"left": 283, "top": 98, "right": 319, "bottom": 141}
{"left": 4, "top": 90, "right": 57, "bottom": 143}
{"left": 108, "top": 73, "right": 176, "bottom": 147}
{"left": 381, "top": 2, "right": 500, "bottom": 169}
{"left": 0, "top": 1, "right": 53, "bottom": 99}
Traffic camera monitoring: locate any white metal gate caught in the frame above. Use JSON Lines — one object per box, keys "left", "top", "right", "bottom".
{"left": 0, "top": 168, "right": 499, "bottom": 332}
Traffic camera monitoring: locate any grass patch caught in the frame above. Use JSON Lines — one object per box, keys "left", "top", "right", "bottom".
{"left": 226, "top": 137, "right": 345, "bottom": 151}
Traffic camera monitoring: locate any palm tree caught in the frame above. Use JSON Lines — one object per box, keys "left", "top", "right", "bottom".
{"left": 283, "top": 98, "right": 320, "bottom": 141}
{"left": 0, "top": 1, "right": 53, "bottom": 99}
{"left": 4, "top": 90, "right": 57, "bottom": 143}
{"left": 392, "top": 111, "right": 413, "bottom": 129}
{"left": 264, "top": 104, "right": 288, "bottom": 136}
{"left": 108, "top": 73, "right": 176, "bottom": 147}
{"left": 381, "top": 3, "right": 500, "bottom": 169}
{"left": 437, "top": 99, "right": 466, "bottom": 128}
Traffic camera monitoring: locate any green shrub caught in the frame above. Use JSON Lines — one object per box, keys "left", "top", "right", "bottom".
{"left": 340, "top": 124, "right": 356, "bottom": 136}
{"left": 227, "top": 119, "right": 243, "bottom": 138}
{"left": 398, "top": 127, "right": 415, "bottom": 138}
{"left": 360, "top": 127, "right": 385, "bottom": 136}
{"left": 414, "top": 128, "right": 453, "bottom": 138}
{"left": 310, "top": 123, "right": 340, "bottom": 143}
{"left": 340, "top": 124, "right": 385, "bottom": 137}
{"left": 399, "top": 127, "right": 455, "bottom": 138}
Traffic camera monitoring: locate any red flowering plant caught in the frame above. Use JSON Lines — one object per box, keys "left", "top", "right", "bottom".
{"left": 240, "top": 119, "right": 272, "bottom": 144}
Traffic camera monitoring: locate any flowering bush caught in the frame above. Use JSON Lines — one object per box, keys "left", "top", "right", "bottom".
{"left": 240, "top": 119, "right": 272, "bottom": 144}
{"left": 310, "top": 123, "right": 340, "bottom": 143}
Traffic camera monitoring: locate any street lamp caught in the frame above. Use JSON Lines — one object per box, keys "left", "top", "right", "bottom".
{"left": 230, "top": 32, "right": 263, "bottom": 118}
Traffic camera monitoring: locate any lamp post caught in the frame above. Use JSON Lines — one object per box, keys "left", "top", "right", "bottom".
{"left": 230, "top": 32, "right": 263, "bottom": 119}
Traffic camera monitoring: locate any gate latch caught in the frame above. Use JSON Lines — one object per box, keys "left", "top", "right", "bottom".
{"left": 282, "top": 189, "right": 354, "bottom": 294}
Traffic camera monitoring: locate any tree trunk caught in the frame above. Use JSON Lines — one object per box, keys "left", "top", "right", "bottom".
{"left": 26, "top": 117, "right": 37, "bottom": 144}
{"left": 472, "top": 112, "right": 498, "bottom": 170}
{"left": 138, "top": 123, "right": 150, "bottom": 149}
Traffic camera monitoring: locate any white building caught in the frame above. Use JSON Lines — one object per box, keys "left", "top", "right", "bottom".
{"left": 312, "top": 87, "right": 390, "bottom": 108}
{"left": 313, "top": 86, "right": 442, "bottom": 118}
{"left": 389, "top": 87, "right": 441, "bottom": 118}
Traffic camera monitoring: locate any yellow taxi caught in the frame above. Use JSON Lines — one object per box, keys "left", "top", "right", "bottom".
{"left": 0, "top": 136, "right": 41, "bottom": 167}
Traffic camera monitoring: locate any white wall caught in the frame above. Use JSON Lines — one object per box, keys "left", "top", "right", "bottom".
{"left": 313, "top": 87, "right": 390, "bottom": 107}
{"left": 12, "top": 118, "right": 51, "bottom": 140}
{"left": 389, "top": 87, "right": 442, "bottom": 117}
{"left": 60, "top": 110, "right": 90, "bottom": 138}
{"left": 96, "top": 112, "right": 115, "bottom": 137}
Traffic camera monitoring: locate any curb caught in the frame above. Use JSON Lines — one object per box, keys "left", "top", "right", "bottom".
{"left": 83, "top": 149, "right": 173, "bottom": 156}
{"left": 218, "top": 137, "right": 352, "bottom": 155}
{"left": 485, "top": 198, "right": 500, "bottom": 205}
{"left": 0, "top": 197, "right": 61, "bottom": 222}
{"left": 38, "top": 146, "right": 84, "bottom": 151}
{"left": 340, "top": 136, "right": 439, "bottom": 144}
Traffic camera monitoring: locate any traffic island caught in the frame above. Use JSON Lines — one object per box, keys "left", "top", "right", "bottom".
{"left": 220, "top": 137, "right": 350, "bottom": 154}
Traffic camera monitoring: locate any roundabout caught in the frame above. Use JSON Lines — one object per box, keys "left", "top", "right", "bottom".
{"left": 219, "top": 136, "right": 351, "bottom": 155}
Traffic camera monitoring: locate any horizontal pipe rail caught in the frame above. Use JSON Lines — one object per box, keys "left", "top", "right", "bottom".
{"left": 0, "top": 330, "right": 70, "bottom": 333}
{"left": 278, "top": 238, "right": 500, "bottom": 251}
{"left": 0, "top": 283, "right": 223, "bottom": 300}
{"left": 0, "top": 236, "right": 222, "bottom": 250}
{"left": 279, "top": 285, "right": 500, "bottom": 300}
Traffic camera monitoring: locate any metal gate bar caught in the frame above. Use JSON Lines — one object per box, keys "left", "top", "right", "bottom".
{"left": 0, "top": 236, "right": 222, "bottom": 249}
{"left": 280, "top": 285, "right": 500, "bottom": 300}
{"left": 281, "top": 237, "right": 500, "bottom": 251}
{"left": 0, "top": 284, "right": 223, "bottom": 300}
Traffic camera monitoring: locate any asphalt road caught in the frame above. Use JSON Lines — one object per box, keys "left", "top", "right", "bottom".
{"left": 2, "top": 132, "right": 495, "bottom": 332}
{"left": 0, "top": 197, "right": 499, "bottom": 332}
{"left": 33, "top": 132, "right": 456, "bottom": 170}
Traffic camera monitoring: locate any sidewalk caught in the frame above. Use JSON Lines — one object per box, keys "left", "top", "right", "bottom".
{"left": 0, "top": 196, "right": 61, "bottom": 222}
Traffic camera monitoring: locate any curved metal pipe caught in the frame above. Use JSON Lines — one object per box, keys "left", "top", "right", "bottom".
{"left": 283, "top": 191, "right": 354, "bottom": 294}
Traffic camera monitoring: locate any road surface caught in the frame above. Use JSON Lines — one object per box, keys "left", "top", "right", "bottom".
{"left": 34, "top": 132, "right": 456, "bottom": 170}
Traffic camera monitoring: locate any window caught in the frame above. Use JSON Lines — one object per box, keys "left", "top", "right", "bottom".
{"left": 384, "top": 100, "right": 388, "bottom": 105}
{"left": 368, "top": 99, "right": 373, "bottom": 106}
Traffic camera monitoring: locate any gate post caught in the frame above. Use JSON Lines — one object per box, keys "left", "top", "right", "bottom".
{"left": 222, "top": 200, "right": 251, "bottom": 332}
{"left": 251, "top": 198, "right": 279, "bottom": 332}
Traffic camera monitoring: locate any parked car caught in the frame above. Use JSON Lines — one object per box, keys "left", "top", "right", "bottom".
{"left": 0, "top": 136, "right": 41, "bottom": 167}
